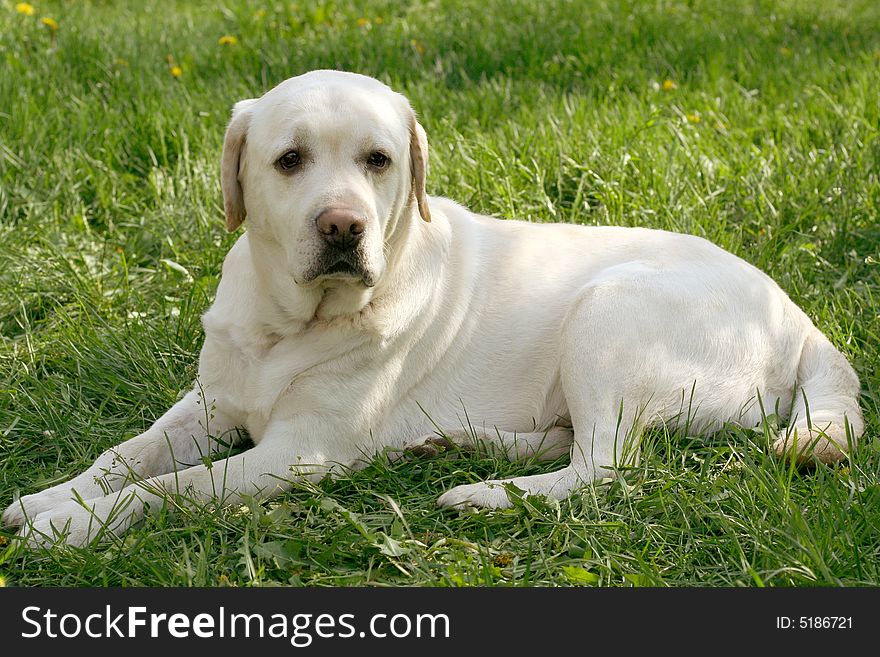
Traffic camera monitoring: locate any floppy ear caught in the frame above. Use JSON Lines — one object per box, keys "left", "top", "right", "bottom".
{"left": 409, "top": 113, "right": 431, "bottom": 223}
{"left": 221, "top": 98, "right": 257, "bottom": 232}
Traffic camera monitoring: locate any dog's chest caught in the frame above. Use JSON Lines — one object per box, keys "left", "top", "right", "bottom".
{"left": 198, "top": 321, "right": 386, "bottom": 436}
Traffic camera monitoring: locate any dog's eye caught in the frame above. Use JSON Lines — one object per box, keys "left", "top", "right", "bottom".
{"left": 276, "top": 150, "right": 301, "bottom": 171}
{"left": 367, "top": 152, "right": 390, "bottom": 169}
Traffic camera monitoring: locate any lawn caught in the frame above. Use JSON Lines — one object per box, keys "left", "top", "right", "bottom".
{"left": 0, "top": 0, "right": 878, "bottom": 586}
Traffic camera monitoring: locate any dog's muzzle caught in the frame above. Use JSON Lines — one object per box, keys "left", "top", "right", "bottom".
{"left": 302, "top": 207, "right": 375, "bottom": 286}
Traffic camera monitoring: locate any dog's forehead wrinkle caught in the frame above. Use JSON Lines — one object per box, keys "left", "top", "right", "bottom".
{"left": 254, "top": 86, "right": 406, "bottom": 153}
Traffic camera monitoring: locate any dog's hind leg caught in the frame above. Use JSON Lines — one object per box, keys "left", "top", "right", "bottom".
{"left": 2, "top": 388, "right": 242, "bottom": 528}
{"left": 435, "top": 416, "right": 637, "bottom": 510}
{"left": 437, "top": 282, "right": 647, "bottom": 509}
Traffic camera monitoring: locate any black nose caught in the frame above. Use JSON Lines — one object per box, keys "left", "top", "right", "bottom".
{"left": 316, "top": 208, "right": 365, "bottom": 250}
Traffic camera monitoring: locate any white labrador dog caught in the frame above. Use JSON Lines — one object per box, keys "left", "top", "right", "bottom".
{"left": 3, "top": 70, "right": 863, "bottom": 547}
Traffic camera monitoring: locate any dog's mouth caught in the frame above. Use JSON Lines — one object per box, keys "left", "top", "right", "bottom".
{"left": 323, "top": 260, "right": 361, "bottom": 276}
{"left": 303, "top": 253, "right": 375, "bottom": 287}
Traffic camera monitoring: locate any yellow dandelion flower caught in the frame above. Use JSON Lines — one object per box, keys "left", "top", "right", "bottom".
{"left": 15, "top": 3, "right": 35, "bottom": 15}
{"left": 170, "top": 65, "right": 182, "bottom": 78}
{"left": 40, "top": 16, "right": 59, "bottom": 30}
{"left": 218, "top": 35, "right": 238, "bottom": 46}
{"left": 492, "top": 553, "right": 513, "bottom": 568}
{"left": 661, "top": 79, "right": 677, "bottom": 91}
{"left": 686, "top": 112, "right": 701, "bottom": 124}
{"left": 410, "top": 39, "right": 425, "bottom": 54}
{"left": 356, "top": 17, "right": 369, "bottom": 27}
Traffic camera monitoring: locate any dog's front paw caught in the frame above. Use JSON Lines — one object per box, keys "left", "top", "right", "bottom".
{"left": 2, "top": 500, "right": 27, "bottom": 529}
{"left": 16, "top": 500, "right": 104, "bottom": 548}
{"left": 437, "top": 481, "right": 515, "bottom": 510}
{"left": 3, "top": 487, "right": 78, "bottom": 529}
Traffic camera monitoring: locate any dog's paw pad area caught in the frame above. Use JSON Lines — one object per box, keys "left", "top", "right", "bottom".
{"left": 773, "top": 426, "right": 849, "bottom": 465}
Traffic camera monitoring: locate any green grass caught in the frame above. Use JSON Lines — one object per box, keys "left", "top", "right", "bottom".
{"left": 1, "top": 0, "right": 879, "bottom": 586}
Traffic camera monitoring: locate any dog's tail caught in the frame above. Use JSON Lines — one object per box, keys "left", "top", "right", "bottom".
{"left": 774, "top": 329, "right": 863, "bottom": 463}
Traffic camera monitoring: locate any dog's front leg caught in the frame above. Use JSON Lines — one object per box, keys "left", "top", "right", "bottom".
{"left": 17, "top": 431, "right": 331, "bottom": 548}
{"left": 2, "top": 389, "right": 241, "bottom": 529}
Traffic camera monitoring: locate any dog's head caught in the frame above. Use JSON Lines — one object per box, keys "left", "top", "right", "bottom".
{"left": 221, "top": 71, "right": 430, "bottom": 292}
